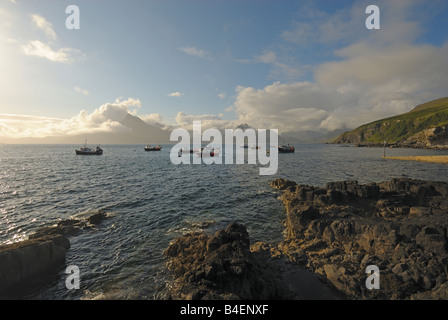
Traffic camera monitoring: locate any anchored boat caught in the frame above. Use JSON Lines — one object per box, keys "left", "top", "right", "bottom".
{"left": 195, "top": 147, "right": 220, "bottom": 158}
{"left": 144, "top": 145, "right": 162, "bottom": 151}
{"left": 76, "top": 141, "right": 103, "bottom": 155}
{"left": 278, "top": 145, "right": 295, "bottom": 153}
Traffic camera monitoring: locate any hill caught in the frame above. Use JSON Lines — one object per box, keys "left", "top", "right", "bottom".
{"left": 332, "top": 97, "right": 448, "bottom": 148}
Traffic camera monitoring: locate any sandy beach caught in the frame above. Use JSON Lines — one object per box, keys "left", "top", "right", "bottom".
{"left": 383, "top": 155, "right": 448, "bottom": 164}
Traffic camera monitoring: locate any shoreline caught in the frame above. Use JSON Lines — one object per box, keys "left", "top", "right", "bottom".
{"left": 3, "top": 177, "right": 448, "bottom": 300}
{"left": 383, "top": 155, "right": 448, "bottom": 164}
{"left": 329, "top": 142, "right": 448, "bottom": 150}
{"left": 268, "top": 177, "right": 448, "bottom": 300}
{"left": 164, "top": 177, "right": 448, "bottom": 300}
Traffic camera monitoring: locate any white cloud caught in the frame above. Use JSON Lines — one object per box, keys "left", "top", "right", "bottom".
{"left": 20, "top": 14, "right": 84, "bottom": 63}
{"left": 241, "top": 50, "right": 303, "bottom": 80}
{"left": 74, "top": 86, "right": 89, "bottom": 96}
{"left": 218, "top": 93, "right": 226, "bottom": 99}
{"left": 168, "top": 92, "right": 184, "bottom": 97}
{"left": 179, "top": 46, "right": 212, "bottom": 60}
{"left": 0, "top": 98, "right": 142, "bottom": 139}
{"left": 139, "top": 113, "right": 172, "bottom": 130}
{"left": 231, "top": 39, "right": 448, "bottom": 133}
{"left": 22, "top": 40, "right": 84, "bottom": 63}
{"left": 0, "top": 7, "right": 13, "bottom": 30}
{"left": 30, "top": 14, "right": 57, "bottom": 41}
{"left": 174, "top": 112, "right": 238, "bottom": 131}
{"left": 227, "top": 0, "right": 448, "bottom": 134}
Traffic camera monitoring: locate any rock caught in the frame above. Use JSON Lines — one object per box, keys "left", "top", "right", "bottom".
{"left": 29, "top": 210, "right": 109, "bottom": 239}
{"left": 164, "top": 223, "right": 299, "bottom": 300}
{"left": 409, "top": 207, "right": 432, "bottom": 217}
{"left": 272, "top": 177, "right": 448, "bottom": 299}
{"left": 0, "top": 210, "right": 110, "bottom": 298}
{"left": 0, "top": 235, "right": 70, "bottom": 297}
{"left": 270, "top": 178, "right": 297, "bottom": 191}
{"left": 88, "top": 210, "right": 107, "bottom": 225}
{"left": 415, "top": 227, "right": 447, "bottom": 255}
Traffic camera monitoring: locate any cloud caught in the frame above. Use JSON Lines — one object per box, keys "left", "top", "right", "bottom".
{"left": 179, "top": 46, "right": 212, "bottom": 60}
{"left": 227, "top": 0, "right": 448, "bottom": 134}
{"left": 231, "top": 40, "right": 448, "bottom": 133}
{"left": 0, "top": 7, "right": 13, "bottom": 30}
{"left": 255, "top": 51, "right": 302, "bottom": 79}
{"left": 218, "top": 93, "right": 226, "bottom": 99}
{"left": 30, "top": 14, "right": 57, "bottom": 41}
{"left": 280, "top": 1, "right": 423, "bottom": 47}
{"left": 20, "top": 14, "right": 85, "bottom": 63}
{"left": 0, "top": 98, "right": 142, "bottom": 139}
{"left": 22, "top": 40, "right": 83, "bottom": 63}
{"left": 139, "top": 113, "right": 172, "bottom": 130}
{"left": 174, "top": 112, "right": 238, "bottom": 131}
{"left": 168, "top": 92, "right": 184, "bottom": 97}
{"left": 74, "top": 86, "right": 89, "bottom": 96}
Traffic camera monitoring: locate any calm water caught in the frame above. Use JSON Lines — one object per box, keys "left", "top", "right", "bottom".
{"left": 0, "top": 144, "right": 447, "bottom": 299}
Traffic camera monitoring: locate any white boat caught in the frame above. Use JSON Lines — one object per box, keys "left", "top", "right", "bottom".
{"left": 75, "top": 141, "right": 103, "bottom": 155}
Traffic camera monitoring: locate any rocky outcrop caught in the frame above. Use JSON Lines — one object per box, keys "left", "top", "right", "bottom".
{"left": 271, "top": 178, "right": 448, "bottom": 299}
{"left": 0, "top": 234, "right": 70, "bottom": 297}
{"left": 0, "top": 210, "right": 109, "bottom": 298}
{"left": 29, "top": 210, "right": 108, "bottom": 240}
{"left": 164, "top": 222, "right": 303, "bottom": 300}
{"left": 397, "top": 125, "right": 448, "bottom": 149}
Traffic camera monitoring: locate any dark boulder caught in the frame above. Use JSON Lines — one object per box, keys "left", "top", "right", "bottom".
{"left": 0, "top": 235, "right": 70, "bottom": 297}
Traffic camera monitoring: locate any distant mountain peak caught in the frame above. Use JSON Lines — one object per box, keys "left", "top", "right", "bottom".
{"left": 235, "top": 123, "right": 253, "bottom": 131}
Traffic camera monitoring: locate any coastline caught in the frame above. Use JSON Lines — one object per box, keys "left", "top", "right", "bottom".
{"left": 383, "top": 155, "right": 448, "bottom": 164}
{"left": 164, "top": 177, "right": 448, "bottom": 300}
{"left": 3, "top": 177, "right": 448, "bottom": 300}
{"left": 329, "top": 142, "right": 448, "bottom": 150}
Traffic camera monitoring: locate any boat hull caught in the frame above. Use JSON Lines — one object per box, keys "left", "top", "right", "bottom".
{"left": 144, "top": 145, "right": 162, "bottom": 151}
{"left": 75, "top": 150, "right": 103, "bottom": 155}
{"left": 144, "top": 148, "right": 162, "bottom": 151}
{"left": 278, "top": 146, "right": 295, "bottom": 153}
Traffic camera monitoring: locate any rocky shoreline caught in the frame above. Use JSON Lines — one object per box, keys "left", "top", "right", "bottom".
{"left": 271, "top": 177, "right": 448, "bottom": 299}
{"left": 2, "top": 178, "right": 448, "bottom": 300}
{"left": 334, "top": 142, "right": 448, "bottom": 150}
{"left": 0, "top": 210, "right": 108, "bottom": 298}
{"left": 164, "top": 178, "right": 448, "bottom": 300}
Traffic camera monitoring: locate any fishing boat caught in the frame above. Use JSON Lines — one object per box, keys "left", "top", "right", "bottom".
{"left": 75, "top": 141, "right": 103, "bottom": 155}
{"left": 195, "top": 147, "right": 219, "bottom": 158}
{"left": 144, "top": 145, "right": 162, "bottom": 151}
{"left": 278, "top": 145, "right": 295, "bottom": 153}
{"left": 180, "top": 147, "right": 195, "bottom": 154}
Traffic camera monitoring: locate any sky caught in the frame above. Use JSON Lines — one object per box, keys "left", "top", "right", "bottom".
{"left": 1, "top": 0, "right": 448, "bottom": 141}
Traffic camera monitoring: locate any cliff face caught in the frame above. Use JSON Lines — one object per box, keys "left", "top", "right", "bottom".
{"left": 332, "top": 97, "right": 448, "bottom": 148}
{"left": 401, "top": 125, "right": 448, "bottom": 148}
{"left": 271, "top": 178, "right": 448, "bottom": 299}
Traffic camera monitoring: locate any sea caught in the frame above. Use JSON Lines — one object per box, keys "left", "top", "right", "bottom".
{"left": 0, "top": 143, "right": 447, "bottom": 300}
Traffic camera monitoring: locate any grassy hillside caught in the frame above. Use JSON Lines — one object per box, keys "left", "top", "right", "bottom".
{"left": 333, "top": 97, "right": 448, "bottom": 144}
